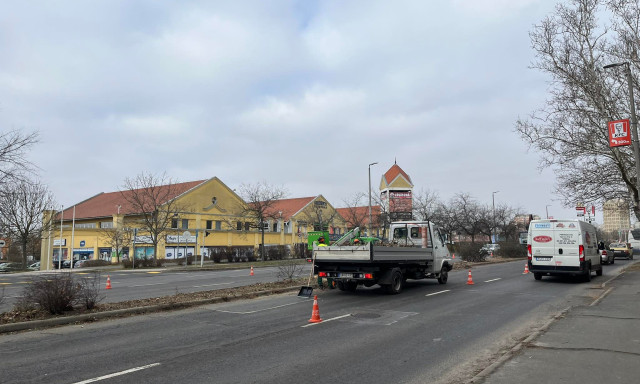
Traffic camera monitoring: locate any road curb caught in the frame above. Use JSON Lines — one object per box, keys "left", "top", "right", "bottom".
{"left": 0, "top": 286, "right": 301, "bottom": 334}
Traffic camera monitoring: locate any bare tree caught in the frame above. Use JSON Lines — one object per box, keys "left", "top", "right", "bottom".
{"left": 98, "top": 224, "right": 133, "bottom": 263}
{"left": 449, "top": 193, "right": 485, "bottom": 243}
{"left": 237, "top": 181, "right": 287, "bottom": 261}
{"left": 412, "top": 188, "right": 441, "bottom": 221}
{"left": 518, "top": 0, "right": 640, "bottom": 220}
{"left": 120, "top": 172, "right": 189, "bottom": 261}
{"left": 0, "top": 130, "right": 39, "bottom": 187}
{"left": 0, "top": 180, "right": 55, "bottom": 268}
{"left": 340, "top": 193, "right": 369, "bottom": 230}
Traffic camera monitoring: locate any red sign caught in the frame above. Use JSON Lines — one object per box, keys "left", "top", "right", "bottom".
{"left": 533, "top": 236, "right": 552, "bottom": 243}
{"left": 608, "top": 119, "right": 631, "bottom": 147}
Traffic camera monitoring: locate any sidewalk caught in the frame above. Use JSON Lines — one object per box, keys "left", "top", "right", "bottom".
{"left": 475, "top": 262, "right": 640, "bottom": 384}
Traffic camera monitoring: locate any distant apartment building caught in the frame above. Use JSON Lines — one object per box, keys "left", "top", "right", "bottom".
{"left": 602, "top": 199, "right": 631, "bottom": 236}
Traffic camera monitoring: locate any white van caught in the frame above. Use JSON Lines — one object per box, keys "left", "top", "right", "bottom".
{"left": 527, "top": 219, "right": 602, "bottom": 282}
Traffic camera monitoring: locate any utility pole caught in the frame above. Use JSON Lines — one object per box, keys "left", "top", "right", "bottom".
{"left": 604, "top": 62, "right": 640, "bottom": 197}
{"left": 368, "top": 162, "right": 378, "bottom": 237}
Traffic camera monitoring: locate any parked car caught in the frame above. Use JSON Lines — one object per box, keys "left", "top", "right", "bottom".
{"left": 28, "top": 261, "right": 41, "bottom": 270}
{"left": 480, "top": 243, "right": 500, "bottom": 256}
{"left": 52, "top": 259, "right": 71, "bottom": 269}
{"left": 0, "top": 262, "right": 23, "bottom": 273}
{"left": 609, "top": 242, "right": 633, "bottom": 260}
{"left": 74, "top": 260, "right": 88, "bottom": 268}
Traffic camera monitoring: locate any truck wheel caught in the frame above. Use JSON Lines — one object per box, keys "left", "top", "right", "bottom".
{"left": 384, "top": 270, "right": 403, "bottom": 294}
{"left": 437, "top": 268, "right": 448, "bottom": 284}
{"left": 337, "top": 281, "right": 347, "bottom": 291}
{"left": 534, "top": 272, "right": 542, "bottom": 280}
{"left": 346, "top": 281, "right": 358, "bottom": 292}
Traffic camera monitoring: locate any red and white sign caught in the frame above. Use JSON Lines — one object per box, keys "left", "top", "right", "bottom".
{"left": 533, "top": 236, "right": 552, "bottom": 243}
{"left": 608, "top": 119, "right": 631, "bottom": 147}
{"left": 576, "top": 206, "right": 586, "bottom": 217}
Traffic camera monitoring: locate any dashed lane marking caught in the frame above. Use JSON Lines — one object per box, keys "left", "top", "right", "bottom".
{"left": 426, "top": 290, "right": 450, "bottom": 297}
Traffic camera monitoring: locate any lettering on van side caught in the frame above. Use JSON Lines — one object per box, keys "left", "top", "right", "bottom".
{"left": 557, "top": 234, "right": 576, "bottom": 245}
{"left": 534, "top": 223, "right": 551, "bottom": 229}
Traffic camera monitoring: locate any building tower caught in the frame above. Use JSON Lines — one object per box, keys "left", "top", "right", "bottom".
{"left": 379, "top": 162, "right": 414, "bottom": 221}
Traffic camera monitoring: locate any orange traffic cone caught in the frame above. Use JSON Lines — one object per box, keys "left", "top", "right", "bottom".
{"left": 106, "top": 275, "right": 112, "bottom": 290}
{"left": 452, "top": 253, "right": 456, "bottom": 259}
{"left": 250, "top": 266, "right": 254, "bottom": 276}
{"left": 309, "top": 295, "right": 322, "bottom": 323}
{"left": 523, "top": 263, "right": 530, "bottom": 274}
{"left": 466, "top": 270, "right": 475, "bottom": 285}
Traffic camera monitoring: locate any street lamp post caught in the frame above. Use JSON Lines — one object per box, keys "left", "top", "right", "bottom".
{"left": 368, "top": 162, "right": 378, "bottom": 237}
{"left": 604, "top": 62, "right": 640, "bottom": 195}
{"left": 546, "top": 204, "right": 551, "bottom": 219}
{"left": 492, "top": 191, "right": 499, "bottom": 243}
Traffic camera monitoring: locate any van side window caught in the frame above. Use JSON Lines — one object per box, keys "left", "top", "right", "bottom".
{"left": 410, "top": 227, "right": 421, "bottom": 238}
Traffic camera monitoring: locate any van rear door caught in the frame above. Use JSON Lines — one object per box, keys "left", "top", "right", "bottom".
{"left": 530, "top": 222, "right": 555, "bottom": 267}
{"left": 552, "top": 222, "right": 581, "bottom": 268}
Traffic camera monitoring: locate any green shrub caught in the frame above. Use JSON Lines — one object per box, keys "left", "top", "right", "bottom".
{"left": 453, "top": 242, "right": 487, "bottom": 262}
{"left": 497, "top": 242, "right": 527, "bottom": 258}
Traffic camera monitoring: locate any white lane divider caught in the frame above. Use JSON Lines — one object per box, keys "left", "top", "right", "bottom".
{"left": 192, "top": 282, "right": 234, "bottom": 288}
{"left": 426, "top": 290, "right": 450, "bottom": 297}
{"left": 484, "top": 278, "right": 502, "bottom": 283}
{"left": 302, "top": 314, "right": 352, "bottom": 327}
{"left": 73, "top": 363, "right": 161, "bottom": 383}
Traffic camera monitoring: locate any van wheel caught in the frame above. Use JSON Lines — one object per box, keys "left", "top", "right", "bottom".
{"left": 437, "top": 268, "right": 448, "bottom": 284}
{"left": 534, "top": 273, "right": 542, "bottom": 280}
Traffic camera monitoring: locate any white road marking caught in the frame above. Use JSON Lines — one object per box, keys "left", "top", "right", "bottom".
{"left": 484, "top": 278, "right": 502, "bottom": 283}
{"left": 214, "top": 300, "right": 306, "bottom": 314}
{"left": 426, "top": 290, "right": 450, "bottom": 297}
{"left": 73, "top": 363, "right": 161, "bottom": 383}
{"left": 192, "top": 282, "right": 234, "bottom": 288}
{"left": 302, "top": 314, "right": 352, "bottom": 327}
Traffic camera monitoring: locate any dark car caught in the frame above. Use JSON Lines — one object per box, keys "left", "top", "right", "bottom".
{"left": 52, "top": 259, "right": 71, "bottom": 269}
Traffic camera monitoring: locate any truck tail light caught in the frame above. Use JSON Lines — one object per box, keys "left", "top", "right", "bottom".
{"left": 364, "top": 273, "right": 373, "bottom": 279}
{"left": 527, "top": 244, "right": 532, "bottom": 260}
{"left": 318, "top": 272, "right": 327, "bottom": 277}
{"left": 579, "top": 245, "right": 584, "bottom": 262}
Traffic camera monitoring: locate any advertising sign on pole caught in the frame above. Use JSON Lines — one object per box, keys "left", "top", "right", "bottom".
{"left": 608, "top": 119, "right": 632, "bottom": 147}
{"left": 576, "top": 206, "right": 586, "bottom": 217}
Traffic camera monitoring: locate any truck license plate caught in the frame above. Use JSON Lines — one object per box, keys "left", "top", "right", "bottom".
{"left": 340, "top": 273, "right": 353, "bottom": 278}
{"left": 535, "top": 257, "right": 551, "bottom": 261}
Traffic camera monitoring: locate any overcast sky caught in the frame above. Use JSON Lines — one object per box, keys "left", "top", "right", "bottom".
{"left": 1, "top": 0, "right": 594, "bottom": 223}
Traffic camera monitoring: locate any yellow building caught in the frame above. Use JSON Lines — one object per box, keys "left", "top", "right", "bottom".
{"left": 40, "top": 177, "right": 347, "bottom": 270}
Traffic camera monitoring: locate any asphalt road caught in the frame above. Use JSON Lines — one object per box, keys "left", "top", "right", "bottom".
{"left": 0, "top": 265, "right": 306, "bottom": 313}
{"left": 0, "top": 259, "right": 629, "bottom": 384}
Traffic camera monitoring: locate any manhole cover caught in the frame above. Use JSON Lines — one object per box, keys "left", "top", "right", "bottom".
{"left": 351, "top": 313, "right": 381, "bottom": 319}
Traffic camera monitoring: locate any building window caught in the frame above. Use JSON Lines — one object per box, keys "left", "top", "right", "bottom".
{"left": 181, "top": 219, "right": 188, "bottom": 229}
{"left": 100, "top": 221, "right": 113, "bottom": 229}
{"left": 215, "top": 221, "right": 221, "bottom": 230}
{"left": 171, "top": 219, "right": 178, "bottom": 229}
{"left": 75, "top": 223, "right": 96, "bottom": 229}
{"left": 273, "top": 222, "right": 278, "bottom": 232}
{"left": 206, "top": 220, "right": 212, "bottom": 230}
{"left": 245, "top": 222, "right": 251, "bottom": 231}
{"left": 237, "top": 222, "right": 242, "bottom": 231}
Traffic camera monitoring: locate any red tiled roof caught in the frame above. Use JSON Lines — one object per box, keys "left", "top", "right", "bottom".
{"left": 56, "top": 180, "right": 206, "bottom": 220}
{"left": 383, "top": 164, "right": 412, "bottom": 185}
{"left": 266, "top": 197, "right": 316, "bottom": 221}
{"left": 336, "top": 205, "right": 381, "bottom": 226}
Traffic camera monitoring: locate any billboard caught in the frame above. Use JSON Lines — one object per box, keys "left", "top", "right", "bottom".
{"left": 608, "top": 119, "right": 631, "bottom": 147}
